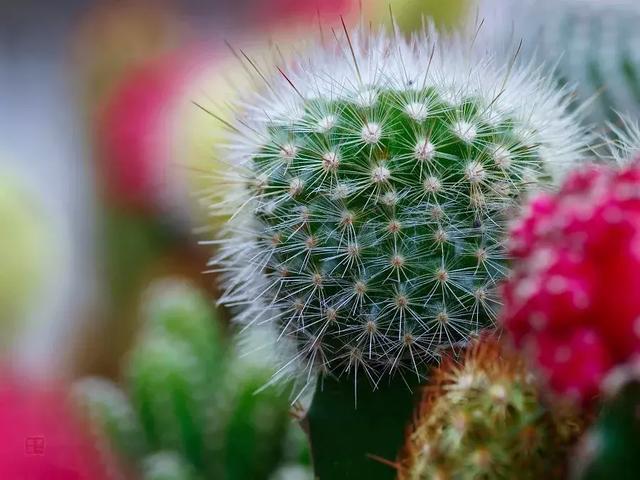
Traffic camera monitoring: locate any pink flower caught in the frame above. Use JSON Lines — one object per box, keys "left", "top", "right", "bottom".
{"left": 501, "top": 162, "right": 640, "bottom": 403}
{"left": 97, "top": 50, "right": 202, "bottom": 212}
{"left": 0, "top": 373, "right": 110, "bottom": 479}
{"left": 247, "top": 0, "right": 357, "bottom": 29}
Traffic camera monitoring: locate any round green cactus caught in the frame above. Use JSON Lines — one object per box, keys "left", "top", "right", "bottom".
{"left": 214, "top": 25, "right": 585, "bottom": 383}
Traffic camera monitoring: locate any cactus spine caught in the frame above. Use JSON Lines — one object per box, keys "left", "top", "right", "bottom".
{"left": 213, "top": 23, "right": 584, "bottom": 386}
{"left": 399, "top": 338, "right": 583, "bottom": 480}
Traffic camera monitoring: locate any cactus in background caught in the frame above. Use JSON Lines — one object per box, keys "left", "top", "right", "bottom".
{"left": 223, "top": 369, "right": 294, "bottom": 480}
{"left": 501, "top": 161, "right": 640, "bottom": 404}
{"left": 371, "top": 0, "right": 471, "bottom": 32}
{"left": 479, "top": 0, "right": 640, "bottom": 123}
{"left": 572, "top": 370, "right": 640, "bottom": 480}
{"left": 75, "top": 278, "right": 301, "bottom": 480}
{"left": 398, "top": 337, "right": 583, "bottom": 480}
{"left": 211, "top": 21, "right": 584, "bottom": 478}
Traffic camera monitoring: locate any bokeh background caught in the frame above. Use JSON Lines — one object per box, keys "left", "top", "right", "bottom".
{"left": 0, "top": 1, "right": 469, "bottom": 479}
{"left": 0, "top": 0, "right": 469, "bottom": 381}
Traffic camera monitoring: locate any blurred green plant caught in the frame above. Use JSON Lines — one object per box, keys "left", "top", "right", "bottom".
{"left": 75, "top": 278, "right": 308, "bottom": 480}
{"left": 573, "top": 376, "right": 640, "bottom": 480}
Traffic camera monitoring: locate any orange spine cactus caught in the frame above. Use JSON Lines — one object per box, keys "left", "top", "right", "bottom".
{"left": 398, "top": 337, "right": 583, "bottom": 480}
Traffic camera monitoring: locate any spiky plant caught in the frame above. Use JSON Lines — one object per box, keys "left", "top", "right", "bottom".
{"left": 75, "top": 278, "right": 299, "bottom": 480}
{"left": 211, "top": 22, "right": 584, "bottom": 479}
{"left": 214, "top": 24, "right": 583, "bottom": 385}
{"left": 479, "top": 0, "right": 640, "bottom": 123}
{"left": 398, "top": 338, "right": 583, "bottom": 480}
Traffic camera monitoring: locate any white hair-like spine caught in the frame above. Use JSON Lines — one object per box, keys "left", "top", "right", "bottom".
{"left": 207, "top": 22, "right": 586, "bottom": 391}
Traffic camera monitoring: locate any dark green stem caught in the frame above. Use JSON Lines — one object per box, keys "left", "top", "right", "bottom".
{"left": 306, "top": 373, "right": 423, "bottom": 480}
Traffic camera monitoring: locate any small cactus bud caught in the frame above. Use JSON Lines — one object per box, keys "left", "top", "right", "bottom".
{"left": 398, "top": 338, "right": 584, "bottom": 480}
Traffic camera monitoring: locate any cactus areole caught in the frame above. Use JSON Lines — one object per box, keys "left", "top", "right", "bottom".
{"left": 214, "top": 25, "right": 583, "bottom": 385}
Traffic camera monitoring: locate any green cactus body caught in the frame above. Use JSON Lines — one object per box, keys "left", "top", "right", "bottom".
{"left": 75, "top": 278, "right": 300, "bottom": 480}
{"left": 215, "top": 25, "right": 585, "bottom": 386}
{"left": 250, "top": 86, "right": 546, "bottom": 374}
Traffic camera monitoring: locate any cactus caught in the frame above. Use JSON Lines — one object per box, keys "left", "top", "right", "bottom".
{"left": 398, "top": 337, "right": 583, "bottom": 480}
{"left": 501, "top": 160, "right": 640, "bottom": 403}
{"left": 223, "top": 369, "right": 293, "bottom": 480}
{"left": 75, "top": 278, "right": 300, "bottom": 480}
{"left": 211, "top": 22, "right": 584, "bottom": 479}
{"left": 573, "top": 372, "right": 640, "bottom": 480}
{"left": 480, "top": 0, "right": 640, "bottom": 123}
{"left": 214, "top": 23, "right": 584, "bottom": 385}
{"left": 74, "top": 377, "right": 149, "bottom": 464}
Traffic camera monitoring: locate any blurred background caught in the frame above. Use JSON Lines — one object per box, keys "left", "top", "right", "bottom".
{"left": 0, "top": 0, "right": 469, "bottom": 382}
{"left": 0, "top": 1, "right": 468, "bottom": 479}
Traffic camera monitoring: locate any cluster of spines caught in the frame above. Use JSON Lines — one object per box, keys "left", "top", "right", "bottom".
{"left": 239, "top": 78, "right": 550, "bottom": 380}
{"left": 74, "top": 279, "right": 297, "bottom": 480}
{"left": 398, "top": 337, "right": 583, "bottom": 480}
